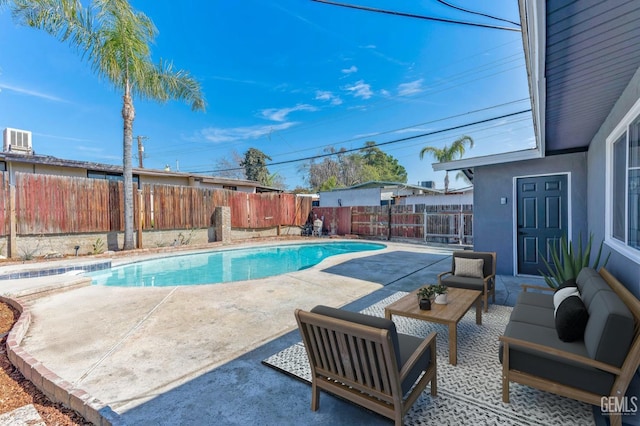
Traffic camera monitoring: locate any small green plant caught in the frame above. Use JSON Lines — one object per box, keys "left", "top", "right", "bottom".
{"left": 176, "top": 229, "right": 195, "bottom": 246}
{"left": 19, "top": 246, "right": 38, "bottom": 261}
{"left": 92, "top": 237, "right": 105, "bottom": 254}
{"left": 417, "top": 283, "right": 447, "bottom": 300}
{"left": 539, "top": 233, "right": 610, "bottom": 289}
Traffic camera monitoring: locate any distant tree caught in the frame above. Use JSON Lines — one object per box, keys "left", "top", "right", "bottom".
{"left": 264, "top": 172, "right": 286, "bottom": 190}
{"left": 10, "top": 0, "right": 206, "bottom": 250}
{"left": 302, "top": 143, "right": 407, "bottom": 192}
{"left": 420, "top": 135, "right": 474, "bottom": 193}
{"left": 214, "top": 150, "right": 246, "bottom": 180}
{"left": 292, "top": 186, "right": 314, "bottom": 194}
{"left": 319, "top": 175, "right": 339, "bottom": 191}
{"left": 241, "top": 148, "right": 271, "bottom": 184}
{"left": 304, "top": 147, "right": 342, "bottom": 191}
{"left": 360, "top": 141, "right": 407, "bottom": 182}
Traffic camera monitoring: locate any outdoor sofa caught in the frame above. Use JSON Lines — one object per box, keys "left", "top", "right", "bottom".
{"left": 499, "top": 267, "right": 640, "bottom": 426}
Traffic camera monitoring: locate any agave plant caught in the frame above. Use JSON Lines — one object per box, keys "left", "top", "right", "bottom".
{"left": 539, "top": 233, "right": 610, "bottom": 289}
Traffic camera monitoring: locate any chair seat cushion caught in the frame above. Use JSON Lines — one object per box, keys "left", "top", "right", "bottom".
{"left": 441, "top": 275, "right": 486, "bottom": 292}
{"left": 397, "top": 333, "right": 432, "bottom": 395}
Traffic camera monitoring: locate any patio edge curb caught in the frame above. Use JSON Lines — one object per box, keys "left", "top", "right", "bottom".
{"left": 1, "top": 295, "right": 122, "bottom": 426}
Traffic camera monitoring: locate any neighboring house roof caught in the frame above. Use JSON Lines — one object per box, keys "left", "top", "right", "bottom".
{"left": 433, "top": 0, "right": 640, "bottom": 173}
{"left": 334, "top": 181, "right": 443, "bottom": 194}
{"left": 0, "top": 152, "right": 281, "bottom": 192}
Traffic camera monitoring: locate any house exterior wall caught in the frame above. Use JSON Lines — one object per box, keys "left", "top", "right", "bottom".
{"left": 403, "top": 192, "right": 473, "bottom": 206}
{"left": 319, "top": 188, "right": 381, "bottom": 207}
{"left": 8, "top": 162, "right": 87, "bottom": 178}
{"left": 587, "top": 66, "right": 640, "bottom": 296}
{"left": 474, "top": 152, "right": 588, "bottom": 275}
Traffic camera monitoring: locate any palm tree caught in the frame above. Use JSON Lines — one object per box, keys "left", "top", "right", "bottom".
{"left": 420, "top": 135, "right": 473, "bottom": 193}
{"left": 9, "top": 0, "right": 206, "bottom": 250}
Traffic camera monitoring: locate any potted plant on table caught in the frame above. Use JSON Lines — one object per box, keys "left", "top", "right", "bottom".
{"left": 431, "top": 283, "right": 449, "bottom": 304}
{"left": 417, "top": 286, "right": 435, "bottom": 310}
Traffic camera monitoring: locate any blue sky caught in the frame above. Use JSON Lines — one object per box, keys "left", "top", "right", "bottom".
{"left": 0, "top": 0, "right": 534, "bottom": 190}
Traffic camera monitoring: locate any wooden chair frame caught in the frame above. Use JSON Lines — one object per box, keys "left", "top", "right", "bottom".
{"left": 295, "top": 309, "right": 437, "bottom": 426}
{"left": 500, "top": 268, "right": 640, "bottom": 426}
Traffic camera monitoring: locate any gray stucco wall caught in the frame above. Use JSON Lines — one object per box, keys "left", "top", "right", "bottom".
{"left": 587, "top": 67, "right": 640, "bottom": 297}
{"left": 474, "top": 152, "right": 588, "bottom": 275}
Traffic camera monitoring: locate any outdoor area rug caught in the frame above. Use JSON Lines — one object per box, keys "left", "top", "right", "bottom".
{"left": 262, "top": 292, "right": 595, "bottom": 426}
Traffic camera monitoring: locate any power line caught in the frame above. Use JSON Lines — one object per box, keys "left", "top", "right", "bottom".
{"left": 434, "top": 0, "right": 521, "bottom": 27}
{"left": 146, "top": 44, "right": 525, "bottom": 160}
{"left": 201, "top": 109, "right": 531, "bottom": 173}
{"left": 183, "top": 99, "right": 531, "bottom": 173}
{"left": 311, "top": 0, "right": 521, "bottom": 32}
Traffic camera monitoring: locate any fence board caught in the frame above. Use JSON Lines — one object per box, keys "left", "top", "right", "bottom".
{"left": 311, "top": 207, "right": 352, "bottom": 235}
{"left": 0, "top": 173, "right": 7, "bottom": 236}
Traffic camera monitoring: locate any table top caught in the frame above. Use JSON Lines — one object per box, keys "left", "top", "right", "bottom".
{"left": 385, "top": 287, "right": 482, "bottom": 324}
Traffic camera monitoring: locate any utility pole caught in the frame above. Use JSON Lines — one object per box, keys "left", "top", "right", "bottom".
{"left": 136, "top": 135, "right": 148, "bottom": 168}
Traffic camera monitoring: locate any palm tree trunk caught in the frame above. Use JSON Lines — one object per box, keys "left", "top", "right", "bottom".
{"left": 122, "top": 82, "right": 135, "bottom": 250}
{"left": 444, "top": 171, "right": 450, "bottom": 193}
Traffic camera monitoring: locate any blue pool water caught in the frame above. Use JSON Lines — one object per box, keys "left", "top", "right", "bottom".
{"left": 86, "top": 241, "right": 385, "bottom": 287}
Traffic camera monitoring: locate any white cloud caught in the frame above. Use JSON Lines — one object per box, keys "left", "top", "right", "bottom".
{"left": 0, "top": 83, "right": 68, "bottom": 103}
{"left": 397, "top": 79, "right": 424, "bottom": 96}
{"left": 379, "top": 89, "right": 391, "bottom": 97}
{"left": 260, "top": 104, "right": 317, "bottom": 122}
{"left": 201, "top": 122, "right": 296, "bottom": 143}
{"left": 315, "top": 90, "right": 343, "bottom": 106}
{"left": 394, "top": 127, "right": 431, "bottom": 134}
{"left": 344, "top": 80, "right": 373, "bottom": 99}
{"left": 341, "top": 65, "right": 358, "bottom": 74}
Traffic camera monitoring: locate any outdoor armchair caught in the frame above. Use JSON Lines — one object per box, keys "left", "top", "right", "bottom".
{"left": 295, "top": 305, "right": 437, "bottom": 426}
{"left": 438, "top": 251, "right": 497, "bottom": 312}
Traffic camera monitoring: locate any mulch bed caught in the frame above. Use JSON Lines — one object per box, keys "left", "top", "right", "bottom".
{"left": 0, "top": 301, "right": 91, "bottom": 425}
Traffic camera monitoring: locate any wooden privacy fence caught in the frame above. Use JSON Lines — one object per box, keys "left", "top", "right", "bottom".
{"left": 1, "top": 172, "right": 312, "bottom": 237}
{"left": 0, "top": 172, "right": 471, "bottom": 247}
{"left": 312, "top": 204, "right": 473, "bottom": 244}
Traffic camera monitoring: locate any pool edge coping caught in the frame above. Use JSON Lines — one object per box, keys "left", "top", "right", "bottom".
{"left": 2, "top": 295, "right": 122, "bottom": 426}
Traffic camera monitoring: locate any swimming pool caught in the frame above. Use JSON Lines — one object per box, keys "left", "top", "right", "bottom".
{"left": 86, "top": 241, "right": 385, "bottom": 287}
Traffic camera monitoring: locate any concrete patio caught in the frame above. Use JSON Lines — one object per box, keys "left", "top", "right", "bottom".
{"left": 1, "top": 239, "right": 632, "bottom": 425}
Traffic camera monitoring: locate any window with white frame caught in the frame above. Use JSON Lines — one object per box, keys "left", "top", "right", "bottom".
{"left": 608, "top": 104, "right": 640, "bottom": 254}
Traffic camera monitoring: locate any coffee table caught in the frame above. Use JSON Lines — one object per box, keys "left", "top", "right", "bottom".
{"left": 384, "top": 287, "right": 482, "bottom": 365}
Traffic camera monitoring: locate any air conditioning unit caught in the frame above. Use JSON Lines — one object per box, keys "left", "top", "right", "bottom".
{"left": 3, "top": 128, "right": 33, "bottom": 154}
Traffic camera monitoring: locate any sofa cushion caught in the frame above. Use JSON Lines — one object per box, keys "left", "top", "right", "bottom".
{"left": 554, "top": 291, "right": 589, "bottom": 342}
{"left": 516, "top": 291, "right": 554, "bottom": 309}
{"left": 500, "top": 321, "right": 615, "bottom": 395}
{"left": 576, "top": 267, "right": 600, "bottom": 293}
{"left": 584, "top": 291, "right": 634, "bottom": 367}
{"left": 509, "top": 303, "right": 556, "bottom": 329}
{"left": 579, "top": 271, "right": 614, "bottom": 311}
{"left": 454, "top": 257, "right": 484, "bottom": 278}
